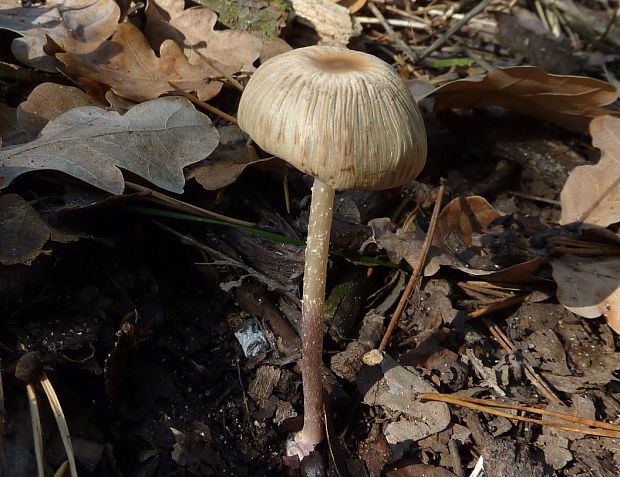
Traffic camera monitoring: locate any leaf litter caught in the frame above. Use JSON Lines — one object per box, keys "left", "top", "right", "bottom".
{"left": 2, "top": 0, "right": 620, "bottom": 476}
{"left": 0, "top": 96, "right": 219, "bottom": 194}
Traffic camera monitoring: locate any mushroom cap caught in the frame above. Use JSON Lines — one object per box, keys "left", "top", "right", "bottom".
{"left": 237, "top": 46, "right": 427, "bottom": 190}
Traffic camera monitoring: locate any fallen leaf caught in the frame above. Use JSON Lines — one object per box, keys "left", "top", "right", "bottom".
{"left": 358, "top": 352, "right": 450, "bottom": 445}
{"left": 551, "top": 254, "right": 620, "bottom": 333}
{"left": 0, "top": 103, "right": 27, "bottom": 147}
{"left": 425, "top": 66, "right": 618, "bottom": 132}
{"left": 0, "top": 97, "right": 219, "bottom": 194}
{"left": 560, "top": 116, "right": 620, "bottom": 227}
{"left": 368, "top": 200, "right": 541, "bottom": 283}
{"left": 191, "top": 125, "right": 275, "bottom": 190}
{"left": 0, "top": 0, "right": 119, "bottom": 71}
{"left": 386, "top": 464, "right": 457, "bottom": 477}
{"left": 0, "top": 194, "right": 51, "bottom": 265}
{"left": 144, "top": 0, "right": 261, "bottom": 98}
{"left": 56, "top": 22, "right": 212, "bottom": 102}
{"left": 426, "top": 196, "right": 501, "bottom": 276}
{"left": 17, "top": 83, "right": 93, "bottom": 138}
{"left": 435, "top": 196, "right": 501, "bottom": 248}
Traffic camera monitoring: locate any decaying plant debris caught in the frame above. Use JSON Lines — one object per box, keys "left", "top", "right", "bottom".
{"left": 0, "top": 0, "right": 620, "bottom": 475}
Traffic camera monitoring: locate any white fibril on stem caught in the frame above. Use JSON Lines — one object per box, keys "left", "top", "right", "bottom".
{"left": 237, "top": 45, "right": 427, "bottom": 461}
{"left": 288, "top": 179, "right": 334, "bottom": 458}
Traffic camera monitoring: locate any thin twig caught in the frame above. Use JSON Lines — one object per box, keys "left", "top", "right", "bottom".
{"left": 483, "top": 319, "right": 563, "bottom": 405}
{"left": 419, "top": 392, "right": 620, "bottom": 438}
{"left": 168, "top": 82, "right": 238, "bottom": 124}
{"left": 598, "top": 0, "right": 620, "bottom": 44}
{"left": 357, "top": 16, "right": 428, "bottom": 30}
{"left": 418, "top": 0, "right": 496, "bottom": 60}
{"left": 368, "top": 2, "right": 419, "bottom": 64}
{"left": 153, "top": 220, "right": 295, "bottom": 297}
{"left": 467, "top": 294, "right": 528, "bottom": 318}
{"left": 192, "top": 50, "right": 245, "bottom": 92}
{"left": 379, "top": 183, "right": 445, "bottom": 351}
{"left": 124, "top": 181, "right": 255, "bottom": 227}
{"left": 507, "top": 190, "right": 561, "bottom": 206}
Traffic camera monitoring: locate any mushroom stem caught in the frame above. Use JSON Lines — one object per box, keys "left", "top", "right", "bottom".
{"left": 297, "top": 178, "right": 335, "bottom": 455}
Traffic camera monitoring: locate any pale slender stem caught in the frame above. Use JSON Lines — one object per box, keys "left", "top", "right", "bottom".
{"left": 300, "top": 178, "right": 335, "bottom": 450}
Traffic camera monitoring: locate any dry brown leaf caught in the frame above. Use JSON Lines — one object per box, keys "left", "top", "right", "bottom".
{"left": 17, "top": 83, "right": 93, "bottom": 138}
{"left": 0, "top": 97, "right": 219, "bottom": 194}
{"left": 435, "top": 196, "right": 501, "bottom": 248}
{"left": 145, "top": 0, "right": 261, "bottom": 99}
{"left": 0, "top": 194, "right": 52, "bottom": 265}
{"left": 358, "top": 352, "right": 450, "bottom": 445}
{"left": 551, "top": 254, "right": 620, "bottom": 333}
{"left": 56, "top": 22, "right": 213, "bottom": 102}
{"left": 0, "top": 0, "right": 119, "bottom": 72}
{"left": 560, "top": 116, "right": 620, "bottom": 227}
{"left": 425, "top": 66, "right": 618, "bottom": 132}
{"left": 386, "top": 464, "right": 457, "bottom": 477}
{"left": 0, "top": 103, "right": 27, "bottom": 147}
{"left": 425, "top": 196, "right": 502, "bottom": 276}
{"left": 191, "top": 125, "right": 275, "bottom": 190}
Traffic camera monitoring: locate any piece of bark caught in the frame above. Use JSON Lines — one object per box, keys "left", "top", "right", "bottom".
{"left": 290, "top": 0, "right": 361, "bottom": 45}
{"left": 496, "top": 10, "right": 578, "bottom": 74}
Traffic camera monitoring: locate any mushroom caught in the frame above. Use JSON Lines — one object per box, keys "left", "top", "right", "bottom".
{"left": 237, "top": 45, "right": 427, "bottom": 459}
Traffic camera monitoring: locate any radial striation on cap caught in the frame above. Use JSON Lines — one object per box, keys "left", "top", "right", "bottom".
{"left": 238, "top": 46, "right": 427, "bottom": 191}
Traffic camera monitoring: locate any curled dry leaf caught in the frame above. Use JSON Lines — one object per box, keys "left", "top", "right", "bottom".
{"left": 560, "top": 116, "right": 620, "bottom": 227}
{"left": 0, "top": 0, "right": 119, "bottom": 72}
{"left": 56, "top": 22, "right": 211, "bottom": 103}
{"left": 145, "top": 0, "right": 261, "bottom": 100}
{"left": 0, "top": 97, "right": 219, "bottom": 194}
{"left": 368, "top": 197, "right": 542, "bottom": 282}
{"left": 17, "top": 83, "right": 93, "bottom": 138}
{"left": 191, "top": 125, "right": 275, "bottom": 190}
{"left": 551, "top": 254, "right": 620, "bottom": 334}
{"left": 425, "top": 66, "right": 618, "bottom": 132}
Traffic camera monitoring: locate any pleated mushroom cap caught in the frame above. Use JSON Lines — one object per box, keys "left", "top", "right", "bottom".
{"left": 237, "top": 46, "right": 427, "bottom": 190}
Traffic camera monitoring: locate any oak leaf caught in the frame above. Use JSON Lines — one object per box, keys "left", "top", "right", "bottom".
{"left": 560, "top": 116, "right": 620, "bottom": 227}
{"left": 0, "top": 97, "right": 219, "bottom": 194}
{"left": 0, "top": 194, "right": 79, "bottom": 265}
{"left": 0, "top": 0, "right": 119, "bottom": 71}
{"left": 17, "top": 83, "right": 93, "bottom": 138}
{"left": 425, "top": 66, "right": 618, "bottom": 132}
{"left": 145, "top": 0, "right": 261, "bottom": 99}
{"left": 551, "top": 254, "right": 620, "bottom": 334}
{"left": 56, "top": 22, "right": 213, "bottom": 103}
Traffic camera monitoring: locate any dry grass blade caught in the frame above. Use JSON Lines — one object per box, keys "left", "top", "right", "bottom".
{"left": 40, "top": 373, "right": 78, "bottom": 477}
{"left": 548, "top": 237, "right": 620, "bottom": 256}
{"left": 53, "top": 461, "right": 70, "bottom": 477}
{"left": 0, "top": 360, "right": 5, "bottom": 474}
{"left": 467, "top": 295, "right": 529, "bottom": 318}
{"left": 124, "top": 181, "right": 254, "bottom": 227}
{"left": 419, "top": 392, "right": 620, "bottom": 438}
{"left": 26, "top": 384, "right": 45, "bottom": 477}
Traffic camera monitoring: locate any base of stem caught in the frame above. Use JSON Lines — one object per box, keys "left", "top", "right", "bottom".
{"left": 286, "top": 431, "right": 317, "bottom": 461}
